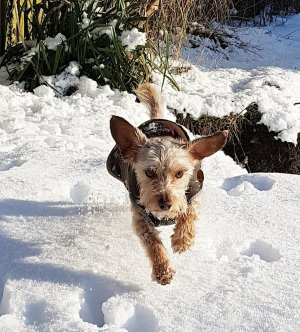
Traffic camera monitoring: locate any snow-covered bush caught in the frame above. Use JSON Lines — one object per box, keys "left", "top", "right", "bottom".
{"left": 1, "top": 0, "right": 170, "bottom": 93}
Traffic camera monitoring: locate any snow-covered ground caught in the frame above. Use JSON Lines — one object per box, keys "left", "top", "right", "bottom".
{"left": 184, "top": 14, "right": 300, "bottom": 70}
{"left": 172, "top": 14, "right": 300, "bottom": 144}
{"left": 0, "top": 13, "right": 300, "bottom": 332}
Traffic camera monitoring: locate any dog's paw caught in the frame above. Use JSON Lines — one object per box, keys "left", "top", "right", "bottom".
{"left": 171, "top": 235, "right": 194, "bottom": 254}
{"left": 152, "top": 264, "right": 175, "bottom": 285}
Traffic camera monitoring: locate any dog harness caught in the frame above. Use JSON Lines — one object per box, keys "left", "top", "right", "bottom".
{"left": 106, "top": 119, "right": 204, "bottom": 227}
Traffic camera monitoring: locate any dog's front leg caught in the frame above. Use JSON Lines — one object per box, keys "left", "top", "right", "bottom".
{"left": 132, "top": 206, "right": 175, "bottom": 285}
{"left": 171, "top": 203, "right": 197, "bottom": 254}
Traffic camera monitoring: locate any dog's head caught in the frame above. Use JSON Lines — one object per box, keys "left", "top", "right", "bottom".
{"left": 110, "top": 116, "right": 228, "bottom": 219}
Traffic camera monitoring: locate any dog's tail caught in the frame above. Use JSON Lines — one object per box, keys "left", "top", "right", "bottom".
{"left": 135, "top": 83, "right": 163, "bottom": 119}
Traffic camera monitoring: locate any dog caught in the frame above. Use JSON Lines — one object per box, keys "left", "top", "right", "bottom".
{"left": 107, "top": 83, "right": 228, "bottom": 285}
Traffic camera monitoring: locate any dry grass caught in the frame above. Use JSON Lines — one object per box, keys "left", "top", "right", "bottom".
{"left": 144, "top": 0, "right": 300, "bottom": 57}
{"left": 234, "top": 0, "right": 300, "bottom": 21}
{"left": 145, "top": 0, "right": 233, "bottom": 58}
{"left": 190, "top": 0, "right": 233, "bottom": 23}
{"left": 158, "top": 0, "right": 198, "bottom": 58}
{"left": 175, "top": 111, "right": 243, "bottom": 142}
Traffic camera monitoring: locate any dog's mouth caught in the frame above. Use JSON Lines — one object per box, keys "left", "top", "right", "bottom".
{"left": 150, "top": 210, "right": 178, "bottom": 220}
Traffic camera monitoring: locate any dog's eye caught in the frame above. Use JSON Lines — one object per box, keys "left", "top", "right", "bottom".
{"left": 175, "top": 170, "right": 184, "bottom": 179}
{"left": 145, "top": 169, "right": 157, "bottom": 178}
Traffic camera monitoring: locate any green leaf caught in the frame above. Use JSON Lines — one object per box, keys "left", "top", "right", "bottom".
{"left": 38, "top": 42, "right": 52, "bottom": 74}
{"left": 53, "top": 44, "right": 64, "bottom": 74}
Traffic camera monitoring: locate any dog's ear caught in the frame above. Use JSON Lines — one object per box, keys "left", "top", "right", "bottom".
{"left": 110, "top": 116, "right": 147, "bottom": 161}
{"left": 189, "top": 130, "right": 229, "bottom": 160}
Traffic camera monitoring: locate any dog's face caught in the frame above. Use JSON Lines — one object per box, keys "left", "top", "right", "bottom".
{"left": 110, "top": 116, "right": 228, "bottom": 219}
{"left": 134, "top": 138, "right": 197, "bottom": 219}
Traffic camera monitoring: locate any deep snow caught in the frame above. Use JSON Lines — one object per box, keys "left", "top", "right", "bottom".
{"left": 0, "top": 13, "right": 300, "bottom": 332}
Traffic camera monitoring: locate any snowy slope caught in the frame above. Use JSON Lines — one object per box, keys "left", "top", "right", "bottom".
{"left": 1, "top": 13, "right": 300, "bottom": 332}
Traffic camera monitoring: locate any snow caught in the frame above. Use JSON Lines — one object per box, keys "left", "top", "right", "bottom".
{"left": 39, "top": 63, "right": 82, "bottom": 96}
{"left": 155, "top": 64, "right": 300, "bottom": 144}
{"left": 172, "top": 14, "right": 300, "bottom": 144}
{"left": 119, "top": 29, "right": 147, "bottom": 52}
{"left": 81, "top": 12, "right": 92, "bottom": 30}
{"left": 184, "top": 14, "right": 300, "bottom": 70}
{"left": 0, "top": 13, "right": 300, "bottom": 332}
{"left": 70, "top": 182, "right": 91, "bottom": 204}
{"left": 44, "top": 33, "right": 67, "bottom": 51}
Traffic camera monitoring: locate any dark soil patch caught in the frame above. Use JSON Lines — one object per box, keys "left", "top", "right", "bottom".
{"left": 175, "top": 103, "right": 300, "bottom": 174}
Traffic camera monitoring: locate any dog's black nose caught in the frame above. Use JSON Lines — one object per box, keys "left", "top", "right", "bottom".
{"left": 159, "top": 199, "right": 172, "bottom": 211}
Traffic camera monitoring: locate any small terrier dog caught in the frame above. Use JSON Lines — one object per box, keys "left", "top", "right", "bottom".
{"left": 107, "top": 83, "right": 228, "bottom": 285}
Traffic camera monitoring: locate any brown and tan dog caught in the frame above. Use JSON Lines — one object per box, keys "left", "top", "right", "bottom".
{"left": 107, "top": 83, "right": 228, "bottom": 285}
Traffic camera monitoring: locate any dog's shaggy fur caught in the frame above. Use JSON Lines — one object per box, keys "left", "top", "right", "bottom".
{"left": 109, "top": 83, "right": 228, "bottom": 285}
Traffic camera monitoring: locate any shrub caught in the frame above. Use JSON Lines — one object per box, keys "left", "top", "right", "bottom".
{"left": 1, "top": 0, "right": 171, "bottom": 93}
